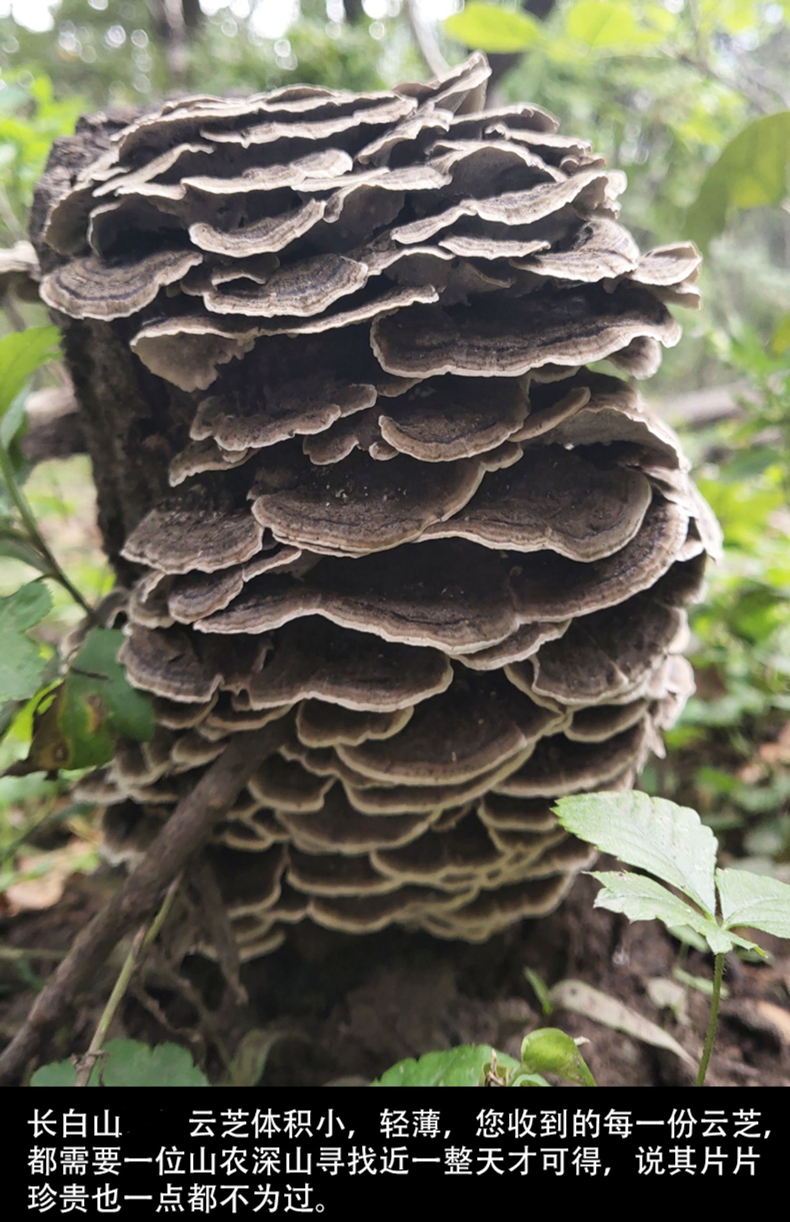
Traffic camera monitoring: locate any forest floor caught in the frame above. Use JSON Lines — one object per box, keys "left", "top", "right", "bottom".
{"left": 2, "top": 865, "right": 789, "bottom": 1087}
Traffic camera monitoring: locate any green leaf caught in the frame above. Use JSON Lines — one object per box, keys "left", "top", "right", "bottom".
{"left": 0, "top": 327, "right": 60, "bottom": 420}
{"left": 771, "top": 312, "right": 790, "bottom": 356}
{"left": 372, "top": 1045, "right": 519, "bottom": 1087}
{"left": 673, "top": 967, "right": 730, "bottom": 999}
{"left": 555, "top": 791, "right": 718, "bottom": 915}
{"left": 686, "top": 112, "right": 790, "bottom": 248}
{"left": 509, "top": 1071, "right": 550, "bottom": 1087}
{"left": 68, "top": 628, "right": 155, "bottom": 743}
{"left": 565, "top": 0, "right": 669, "bottom": 51}
{"left": 589, "top": 870, "right": 758, "bottom": 955}
{"left": 29, "top": 1060, "right": 81, "bottom": 1087}
{"left": 716, "top": 867, "right": 790, "bottom": 939}
{"left": 1, "top": 388, "right": 29, "bottom": 450}
{"left": 590, "top": 869, "right": 713, "bottom": 930}
{"left": 519, "top": 1028, "right": 596, "bottom": 1087}
{"left": 524, "top": 967, "right": 554, "bottom": 1016}
{"left": 0, "top": 582, "right": 52, "bottom": 705}
{"left": 0, "top": 533, "right": 51, "bottom": 574}
{"left": 31, "top": 1040, "right": 210, "bottom": 1087}
{"left": 445, "top": 3, "right": 543, "bottom": 53}
{"left": 16, "top": 628, "right": 155, "bottom": 773}
{"left": 646, "top": 977, "right": 688, "bottom": 1022}
{"left": 668, "top": 924, "right": 709, "bottom": 953}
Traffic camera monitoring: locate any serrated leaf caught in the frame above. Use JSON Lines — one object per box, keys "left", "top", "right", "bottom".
{"left": 590, "top": 870, "right": 700, "bottom": 926}
{"left": 520, "top": 1027, "right": 596, "bottom": 1086}
{"left": 717, "top": 866, "right": 790, "bottom": 939}
{"left": 590, "top": 869, "right": 712, "bottom": 929}
{"left": 22, "top": 683, "right": 114, "bottom": 772}
{"left": 445, "top": 4, "right": 542, "bottom": 53}
{"left": 555, "top": 791, "right": 717, "bottom": 914}
{"left": 686, "top": 112, "right": 790, "bottom": 248}
{"left": 0, "top": 581, "right": 52, "bottom": 704}
{"left": 31, "top": 1039, "right": 209, "bottom": 1087}
{"left": 372, "top": 1045, "right": 519, "bottom": 1087}
{"left": 0, "top": 327, "right": 60, "bottom": 419}
{"left": 29, "top": 1060, "right": 81, "bottom": 1087}
{"left": 590, "top": 870, "right": 760, "bottom": 956}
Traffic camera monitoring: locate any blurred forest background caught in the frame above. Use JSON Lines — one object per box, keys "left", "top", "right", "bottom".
{"left": 0, "top": 0, "right": 788, "bottom": 922}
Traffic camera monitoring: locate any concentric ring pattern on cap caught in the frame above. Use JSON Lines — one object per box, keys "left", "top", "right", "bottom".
{"left": 40, "top": 54, "right": 719, "bottom": 959}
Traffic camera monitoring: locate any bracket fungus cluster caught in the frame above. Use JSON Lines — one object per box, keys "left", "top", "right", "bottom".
{"left": 34, "top": 54, "right": 720, "bottom": 959}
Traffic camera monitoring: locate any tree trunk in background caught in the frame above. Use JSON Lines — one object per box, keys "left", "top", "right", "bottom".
{"left": 31, "top": 120, "right": 194, "bottom": 582}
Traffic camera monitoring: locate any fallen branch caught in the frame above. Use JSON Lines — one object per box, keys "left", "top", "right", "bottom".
{"left": 0, "top": 724, "right": 279, "bottom": 1085}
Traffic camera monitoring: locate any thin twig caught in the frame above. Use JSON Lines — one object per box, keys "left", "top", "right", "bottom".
{"left": 0, "top": 444, "right": 98, "bottom": 623}
{"left": 185, "top": 856, "right": 247, "bottom": 1005}
{"left": 0, "top": 723, "right": 281, "bottom": 1085}
{"left": 405, "top": 0, "right": 448, "bottom": 78}
{"left": 74, "top": 875, "right": 182, "bottom": 1086}
{"left": 161, "top": 0, "right": 189, "bottom": 89}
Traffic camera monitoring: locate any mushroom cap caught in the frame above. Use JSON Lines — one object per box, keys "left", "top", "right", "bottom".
{"left": 41, "top": 54, "right": 715, "bottom": 954}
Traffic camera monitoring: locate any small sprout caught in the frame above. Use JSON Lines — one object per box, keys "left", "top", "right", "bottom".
{"left": 524, "top": 966, "right": 554, "bottom": 1017}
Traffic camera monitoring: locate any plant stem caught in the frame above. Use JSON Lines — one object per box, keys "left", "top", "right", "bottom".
{"left": 696, "top": 952, "right": 725, "bottom": 1087}
{"left": 0, "top": 444, "right": 98, "bottom": 623}
{"left": 74, "top": 875, "right": 182, "bottom": 1086}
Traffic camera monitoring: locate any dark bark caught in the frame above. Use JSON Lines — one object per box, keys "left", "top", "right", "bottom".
{"left": 21, "top": 410, "right": 84, "bottom": 464}
{"left": 31, "top": 122, "right": 193, "bottom": 580}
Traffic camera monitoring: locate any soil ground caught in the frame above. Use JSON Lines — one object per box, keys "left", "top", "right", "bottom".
{"left": 2, "top": 865, "right": 789, "bottom": 1087}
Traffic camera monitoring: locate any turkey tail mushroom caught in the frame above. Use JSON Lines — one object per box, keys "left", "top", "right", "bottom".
{"left": 33, "top": 54, "right": 719, "bottom": 955}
